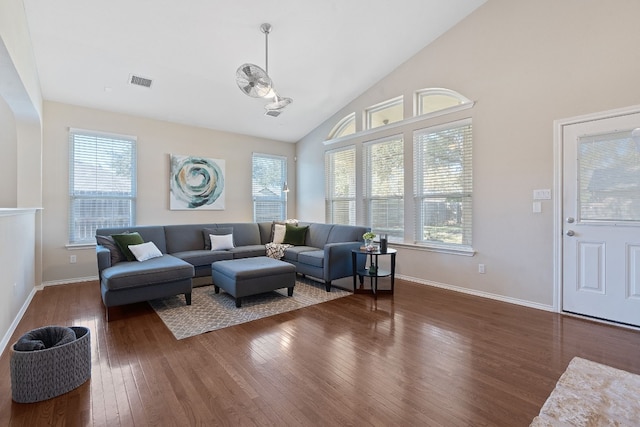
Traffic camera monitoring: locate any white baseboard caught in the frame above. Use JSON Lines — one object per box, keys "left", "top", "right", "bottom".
{"left": 397, "top": 274, "right": 555, "bottom": 312}
{"left": 0, "top": 286, "right": 38, "bottom": 357}
{"left": 41, "top": 276, "right": 98, "bottom": 288}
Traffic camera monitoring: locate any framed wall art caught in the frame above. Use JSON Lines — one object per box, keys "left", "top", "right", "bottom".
{"left": 169, "top": 154, "right": 225, "bottom": 210}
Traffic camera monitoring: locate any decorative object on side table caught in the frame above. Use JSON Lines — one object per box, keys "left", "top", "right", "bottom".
{"left": 362, "top": 231, "right": 377, "bottom": 251}
{"left": 380, "top": 234, "right": 388, "bottom": 253}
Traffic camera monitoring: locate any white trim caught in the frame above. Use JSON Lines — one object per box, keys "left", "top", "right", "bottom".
{"left": 391, "top": 242, "right": 475, "bottom": 256}
{"left": 414, "top": 87, "right": 472, "bottom": 116}
{"left": 553, "top": 104, "right": 640, "bottom": 315}
{"left": 399, "top": 274, "right": 554, "bottom": 312}
{"left": 0, "top": 287, "right": 37, "bottom": 356}
{"left": 69, "top": 127, "right": 137, "bottom": 141}
{"left": 41, "top": 276, "right": 98, "bottom": 288}
{"left": 0, "top": 208, "right": 40, "bottom": 217}
{"left": 324, "top": 101, "right": 475, "bottom": 146}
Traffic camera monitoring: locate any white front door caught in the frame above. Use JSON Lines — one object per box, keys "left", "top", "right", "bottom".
{"left": 562, "top": 111, "right": 640, "bottom": 326}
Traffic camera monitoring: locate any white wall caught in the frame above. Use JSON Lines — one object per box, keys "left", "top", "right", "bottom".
{"left": 0, "top": 0, "right": 43, "bottom": 351}
{"left": 296, "top": 0, "right": 640, "bottom": 307}
{"left": 41, "top": 101, "right": 297, "bottom": 284}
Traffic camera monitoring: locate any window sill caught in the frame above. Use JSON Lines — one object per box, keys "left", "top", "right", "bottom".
{"left": 390, "top": 242, "right": 476, "bottom": 257}
{"left": 66, "top": 243, "right": 97, "bottom": 250}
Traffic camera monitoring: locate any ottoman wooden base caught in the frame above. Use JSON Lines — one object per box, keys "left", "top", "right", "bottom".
{"left": 212, "top": 257, "right": 296, "bottom": 307}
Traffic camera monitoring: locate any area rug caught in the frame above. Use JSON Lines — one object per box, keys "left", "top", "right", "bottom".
{"left": 149, "top": 277, "right": 352, "bottom": 339}
{"left": 530, "top": 357, "right": 640, "bottom": 426}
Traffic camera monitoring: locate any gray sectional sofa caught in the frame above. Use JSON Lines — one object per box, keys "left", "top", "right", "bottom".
{"left": 96, "top": 222, "right": 369, "bottom": 318}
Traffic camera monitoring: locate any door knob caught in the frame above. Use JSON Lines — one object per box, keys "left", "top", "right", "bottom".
{"left": 566, "top": 217, "right": 575, "bottom": 223}
{"left": 566, "top": 230, "right": 575, "bottom": 236}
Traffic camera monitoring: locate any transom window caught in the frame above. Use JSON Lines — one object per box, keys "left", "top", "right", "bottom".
{"left": 365, "top": 96, "right": 403, "bottom": 130}
{"left": 327, "top": 113, "right": 356, "bottom": 140}
{"left": 69, "top": 128, "right": 137, "bottom": 244}
{"left": 415, "top": 88, "right": 471, "bottom": 116}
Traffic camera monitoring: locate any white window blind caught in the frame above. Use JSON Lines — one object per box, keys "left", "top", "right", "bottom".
{"left": 413, "top": 119, "right": 472, "bottom": 248}
{"left": 578, "top": 130, "right": 640, "bottom": 222}
{"left": 363, "top": 136, "right": 404, "bottom": 241}
{"left": 252, "top": 153, "right": 287, "bottom": 222}
{"left": 325, "top": 146, "right": 356, "bottom": 225}
{"left": 69, "top": 129, "right": 137, "bottom": 244}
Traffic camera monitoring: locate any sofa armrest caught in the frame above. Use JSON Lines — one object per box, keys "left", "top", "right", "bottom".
{"left": 96, "top": 245, "right": 112, "bottom": 278}
{"left": 324, "top": 241, "right": 363, "bottom": 281}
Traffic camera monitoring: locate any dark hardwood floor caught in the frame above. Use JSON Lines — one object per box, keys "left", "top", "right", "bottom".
{"left": 2, "top": 277, "right": 640, "bottom": 426}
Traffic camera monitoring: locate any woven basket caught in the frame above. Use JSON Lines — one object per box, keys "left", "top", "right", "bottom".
{"left": 10, "top": 326, "right": 91, "bottom": 403}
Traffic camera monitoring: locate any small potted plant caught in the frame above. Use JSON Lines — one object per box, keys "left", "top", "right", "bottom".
{"left": 362, "top": 232, "right": 376, "bottom": 251}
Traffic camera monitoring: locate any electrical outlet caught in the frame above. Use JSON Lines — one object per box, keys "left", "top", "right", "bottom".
{"left": 478, "top": 263, "right": 485, "bottom": 274}
{"left": 70, "top": 255, "right": 77, "bottom": 264}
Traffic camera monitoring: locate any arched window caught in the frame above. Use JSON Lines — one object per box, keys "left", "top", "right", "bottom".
{"left": 415, "top": 88, "right": 471, "bottom": 116}
{"left": 327, "top": 113, "right": 356, "bottom": 140}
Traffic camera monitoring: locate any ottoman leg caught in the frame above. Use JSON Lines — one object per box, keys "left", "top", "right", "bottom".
{"left": 287, "top": 286, "right": 294, "bottom": 296}
{"left": 235, "top": 298, "right": 242, "bottom": 308}
{"left": 214, "top": 285, "right": 220, "bottom": 294}
{"left": 185, "top": 293, "right": 192, "bottom": 305}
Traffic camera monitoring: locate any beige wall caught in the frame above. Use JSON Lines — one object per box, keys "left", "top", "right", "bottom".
{"left": 41, "top": 101, "right": 296, "bottom": 283}
{"left": 296, "top": 0, "right": 640, "bottom": 307}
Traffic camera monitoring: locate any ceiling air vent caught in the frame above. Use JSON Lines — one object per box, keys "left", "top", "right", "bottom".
{"left": 264, "top": 109, "right": 282, "bottom": 118}
{"left": 129, "top": 74, "right": 153, "bottom": 88}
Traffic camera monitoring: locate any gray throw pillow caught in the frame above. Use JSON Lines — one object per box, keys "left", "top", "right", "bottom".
{"left": 96, "top": 234, "right": 127, "bottom": 265}
{"left": 202, "top": 227, "right": 233, "bottom": 250}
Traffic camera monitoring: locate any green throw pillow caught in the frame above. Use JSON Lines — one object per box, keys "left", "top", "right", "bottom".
{"left": 282, "top": 224, "right": 309, "bottom": 246}
{"left": 111, "top": 232, "right": 145, "bottom": 261}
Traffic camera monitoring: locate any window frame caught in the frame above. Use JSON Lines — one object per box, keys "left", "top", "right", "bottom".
{"left": 414, "top": 88, "right": 472, "bottom": 117}
{"left": 363, "top": 135, "right": 404, "bottom": 242}
{"left": 413, "top": 118, "right": 473, "bottom": 252}
{"left": 68, "top": 128, "right": 137, "bottom": 246}
{"left": 364, "top": 96, "right": 404, "bottom": 130}
{"left": 327, "top": 112, "right": 356, "bottom": 140}
{"left": 325, "top": 145, "right": 357, "bottom": 225}
{"left": 252, "top": 153, "right": 288, "bottom": 222}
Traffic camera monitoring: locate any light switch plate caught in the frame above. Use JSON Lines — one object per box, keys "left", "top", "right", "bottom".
{"left": 533, "top": 189, "right": 551, "bottom": 200}
{"left": 533, "top": 201, "right": 542, "bottom": 213}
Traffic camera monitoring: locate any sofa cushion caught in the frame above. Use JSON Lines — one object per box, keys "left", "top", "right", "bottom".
{"left": 172, "top": 250, "right": 233, "bottom": 266}
{"left": 112, "top": 232, "right": 145, "bottom": 261}
{"left": 298, "top": 250, "right": 324, "bottom": 268}
{"left": 101, "top": 255, "right": 194, "bottom": 291}
{"left": 283, "top": 224, "right": 309, "bottom": 245}
{"left": 327, "top": 224, "right": 370, "bottom": 243}
{"left": 282, "top": 246, "right": 318, "bottom": 262}
{"left": 97, "top": 226, "right": 167, "bottom": 254}
{"left": 96, "top": 235, "right": 127, "bottom": 265}
{"left": 202, "top": 227, "right": 233, "bottom": 250}
{"left": 229, "top": 245, "right": 267, "bottom": 259}
{"left": 305, "top": 223, "right": 333, "bottom": 248}
{"left": 214, "top": 223, "right": 261, "bottom": 246}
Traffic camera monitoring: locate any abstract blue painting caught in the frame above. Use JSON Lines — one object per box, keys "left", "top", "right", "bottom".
{"left": 170, "top": 154, "right": 225, "bottom": 210}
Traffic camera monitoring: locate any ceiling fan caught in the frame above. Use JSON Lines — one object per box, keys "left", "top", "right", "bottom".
{"left": 235, "top": 23, "right": 293, "bottom": 116}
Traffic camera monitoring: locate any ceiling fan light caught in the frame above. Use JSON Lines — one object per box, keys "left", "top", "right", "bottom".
{"left": 265, "top": 96, "right": 293, "bottom": 111}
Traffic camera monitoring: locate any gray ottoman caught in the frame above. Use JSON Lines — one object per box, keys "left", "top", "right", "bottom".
{"left": 212, "top": 256, "right": 296, "bottom": 307}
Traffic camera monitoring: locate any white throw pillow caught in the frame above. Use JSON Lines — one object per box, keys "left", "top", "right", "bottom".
{"left": 272, "top": 223, "right": 286, "bottom": 244}
{"left": 128, "top": 241, "right": 163, "bottom": 262}
{"left": 210, "top": 233, "right": 235, "bottom": 251}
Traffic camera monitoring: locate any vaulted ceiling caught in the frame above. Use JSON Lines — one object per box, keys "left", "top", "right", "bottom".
{"left": 23, "top": 0, "right": 486, "bottom": 142}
